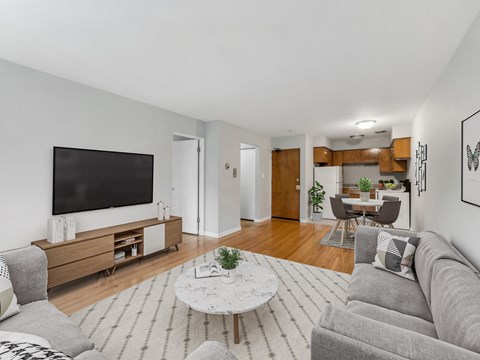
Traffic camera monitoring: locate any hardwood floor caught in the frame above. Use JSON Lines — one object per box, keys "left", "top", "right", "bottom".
{"left": 49, "top": 219, "right": 353, "bottom": 315}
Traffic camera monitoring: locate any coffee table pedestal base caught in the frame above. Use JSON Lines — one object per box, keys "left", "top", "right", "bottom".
{"left": 233, "top": 314, "right": 240, "bottom": 344}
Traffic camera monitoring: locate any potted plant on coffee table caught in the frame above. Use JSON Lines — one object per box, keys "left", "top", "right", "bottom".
{"left": 308, "top": 181, "right": 326, "bottom": 223}
{"left": 216, "top": 247, "right": 243, "bottom": 284}
{"left": 358, "top": 177, "right": 372, "bottom": 202}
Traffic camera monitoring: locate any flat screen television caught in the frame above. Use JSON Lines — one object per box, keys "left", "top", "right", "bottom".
{"left": 53, "top": 147, "right": 154, "bottom": 215}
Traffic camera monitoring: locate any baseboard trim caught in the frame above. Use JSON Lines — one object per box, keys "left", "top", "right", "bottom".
{"left": 204, "top": 226, "right": 242, "bottom": 239}
{"left": 300, "top": 218, "right": 311, "bottom": 223}
{"left": 254, "top": 216, "right": 271, "bottom": 223}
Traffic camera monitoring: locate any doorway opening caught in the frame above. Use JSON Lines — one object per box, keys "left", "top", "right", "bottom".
{"left": 240, "top": 143, "right": 258, "bottom": 221}
{"left": 172, "top": 133, "right": 205, "bottom": 235}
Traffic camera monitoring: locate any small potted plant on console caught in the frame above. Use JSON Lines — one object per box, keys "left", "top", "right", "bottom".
{"left": 358, "top": 177, "right": 372, "bottom": 202}
{"left": 216, "top": 247, "right": 243, "bottom": 284}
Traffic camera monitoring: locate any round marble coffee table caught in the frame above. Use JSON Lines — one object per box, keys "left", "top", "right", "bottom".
{"left": 174, "top": 262, "right": 278, "bottom": 344}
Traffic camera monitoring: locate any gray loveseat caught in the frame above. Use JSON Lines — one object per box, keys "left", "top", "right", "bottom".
{"left": 0, "top": 246, "right": 105, "bottom": 359}
{"left": 312, "top": 226, "right": 480, "bottom": 360}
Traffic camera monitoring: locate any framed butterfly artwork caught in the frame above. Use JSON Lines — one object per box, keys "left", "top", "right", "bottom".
{"left": 461, "top": 109, "right": 480, "bottom": 207}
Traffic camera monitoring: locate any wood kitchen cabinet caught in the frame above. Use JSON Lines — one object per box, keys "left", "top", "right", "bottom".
{"left": 313, "top": 147, "right": 333, "bottom": 165}
{"left": 342, "top": 149, "right": 379, "bottom": 164}
{"left": 333, "top": 151, "right": 343, "bottom": 166}
{"left": 392, "top": 138, "right": 411, "bottom": 159}
{"left": 379, "top": 148, "right": 408, "bottom": 173}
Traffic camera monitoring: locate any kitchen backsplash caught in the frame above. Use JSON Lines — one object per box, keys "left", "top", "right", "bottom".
{"left": 342, "top": 164, "right": 407, "bottom": 185}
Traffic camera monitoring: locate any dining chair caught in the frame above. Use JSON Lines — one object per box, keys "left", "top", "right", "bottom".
{"left": 367, "top": 195, "right": 399, "bottom": 216}
{"left": 328, "top": 197, "right": 361, "bottom": 245}
{"left": 366, "top": 200, "right": 401, "bottom": 228}
{"left": 335, "top": 194, "right": 362, "bottom": 218}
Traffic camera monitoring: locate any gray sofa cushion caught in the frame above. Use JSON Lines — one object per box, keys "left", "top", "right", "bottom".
{"left": 414, "top": 231, "right": 465, "bottom": 308}
{"left": 348, "top": 263, "right": 432, "bottom": 322}
{"left": 313, "top": 305, "right": 480, "bottom": 360}
{"left": 354, "top": 226, "right": 418, "bottom": 264}
{"left": 0, "top": 300, "right": 94, "bottom": 358}
{"left": 431, "top": 259, "right": 480, "bottom": 354}
{"left": 346, "top": 300, "right": 437, "bottom": 338}
{"left": 185, "top": 341, "right": 239, "bottom": 360}
{"left": 1, "top": 246, "right": 48, "bottom": 305}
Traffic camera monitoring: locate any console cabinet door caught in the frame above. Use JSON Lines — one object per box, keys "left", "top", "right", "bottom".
{"left": 143, "top": 224, "right": 165, "bottom": 255}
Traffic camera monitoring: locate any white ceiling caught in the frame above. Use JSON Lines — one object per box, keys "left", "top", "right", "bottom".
{"left": 1, "top": 1, "right": 479, "bottom": 139}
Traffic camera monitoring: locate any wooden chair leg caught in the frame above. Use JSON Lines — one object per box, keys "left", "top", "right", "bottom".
{"left": 388, "top": 223, "right": 394, "bottom": 229}
{"left": 328, "top": 220, "right": 340, "bottom": 240}
{"left": 341, "top": 220, "right": 345, "bottom": 245}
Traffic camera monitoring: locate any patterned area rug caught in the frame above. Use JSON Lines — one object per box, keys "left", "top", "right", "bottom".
{"left": 320, "top": 230, "right": 355, "bottom": 249}
{"left": 70, "top": 249, "right": 349, "bottom": 360}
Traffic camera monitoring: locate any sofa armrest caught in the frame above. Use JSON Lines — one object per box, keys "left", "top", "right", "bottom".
{"left": 185, "top": 341, "right": 239, "bottom": 360}
{"left": 2, "top": 246, "right": 48, "bottom": 305}
{"left": 312, "top": 305, "right": 480, "bottom": 360}
{"left": 74, "top": 350, "right": 108, "bottom": 360}
{"left": 354, "top": 227, "right": 417, "bottom": 264}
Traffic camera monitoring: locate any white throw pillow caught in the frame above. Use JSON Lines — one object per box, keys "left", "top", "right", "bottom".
{"left": 0, "top": 331, "right": 51, "bottom": 348}
{"left": 373, "top": 231, "right": 420, "bottom": 281}
{"left": 0, "top": 256, "right": 19, "bottom": 321}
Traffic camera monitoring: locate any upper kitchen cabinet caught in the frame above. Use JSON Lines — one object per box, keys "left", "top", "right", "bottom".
{"left": 392, "top": 137, "right": 411, "bottom": 159}
{"left": 313, "top": 147, "right": 333, "bottom": 165}
{"left": 379, "top": 148, "right": 408, "bottom": 172}
{"left": 342, "top": 148, "right": 379, "bottom": 164}
{"left": 333, "top": 151, "right": 343, "bottom": 166}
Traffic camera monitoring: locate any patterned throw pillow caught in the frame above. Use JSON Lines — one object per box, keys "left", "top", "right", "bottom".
{"left": 0, "top": 256, "right": 19, "bottom": 321}
{"left": 0, "top": 341, "right": 72, "bottom": 359}
{"left": 373, "top": 231, "right": 420, "bottom": 281}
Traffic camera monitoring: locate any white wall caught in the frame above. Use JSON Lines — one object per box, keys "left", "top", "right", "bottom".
{"left": 391, "top": 123, "right": 412, "bottom": 140}
{"left": 0, "top": 59, "right": 205, "bottom": 251}
{"left": 332, "top": 136, "right": 391, "bottom": 150}
{"left": 205, "top": 121, "right": 271, "bottom": 236}
{"left": 271, "top": 134, "right": 310, "bottom": 221}
{"left": 411, "top": 13, "right": 480, "bottom": 268}
{"left": 313, "top": 136, "right": 333, "bottom": 149}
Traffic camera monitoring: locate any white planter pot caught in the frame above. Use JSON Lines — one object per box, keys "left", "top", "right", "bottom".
{"left": 312, "top": 212, "right": 323, "bottom": 223}
{"left": 221, "top": 268, "right": 237, "bottom": 284}
{"left": 360, "top": 192, "right": 370, "bottom": 202}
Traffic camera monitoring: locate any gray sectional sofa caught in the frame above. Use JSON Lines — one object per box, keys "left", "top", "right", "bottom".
{"left": 312, "top": 226, "right": 480, "bottom": 360}
{"left": 0, "top": 246, "right": 105, "bottom": 359}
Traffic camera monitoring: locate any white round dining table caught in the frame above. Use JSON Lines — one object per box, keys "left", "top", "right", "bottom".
{"left": 341, "top": 198, "right": 384, "bottom": 225}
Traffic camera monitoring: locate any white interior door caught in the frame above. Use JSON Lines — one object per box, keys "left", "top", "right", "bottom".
{"left": 240, "top": 148, "right": 256, "bottom": 220}
{"left": 173, "top": 140, "right": 199, "bottom": 234}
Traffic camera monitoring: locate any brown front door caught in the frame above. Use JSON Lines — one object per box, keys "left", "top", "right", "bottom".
{"left": 272, "top": 148, "right": 300, "bottom": 220}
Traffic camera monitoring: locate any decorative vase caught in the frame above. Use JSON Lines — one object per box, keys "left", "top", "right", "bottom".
{"left": 221, "top": 268, "right": 237, "bottom": 284}
{"left": 360, "top": 192, "right": 370, "bottom": 202}
{"left": 312, "top": 212, "right": 323, "bottom": 223}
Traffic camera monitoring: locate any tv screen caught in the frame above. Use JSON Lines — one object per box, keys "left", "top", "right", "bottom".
{"left": 53, "top": 147, "right": 154, "bottom": 215}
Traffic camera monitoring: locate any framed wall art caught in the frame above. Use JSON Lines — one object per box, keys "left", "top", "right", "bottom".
{"left": 462, "top": 109, "right": 480, "bottom": 207}
{"left": 415, "top": 142, "right": 427, "bottom": 196}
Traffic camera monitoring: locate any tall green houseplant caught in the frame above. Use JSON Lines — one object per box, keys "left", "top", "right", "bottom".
{"left": 308, "top": 181, "right": 326, "bottom": 222}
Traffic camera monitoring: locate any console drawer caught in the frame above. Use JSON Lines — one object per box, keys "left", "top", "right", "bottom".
{"left": 45, "top": 235, "right": 113, "bottom": 268}
{"left": 48, "top": 252, "right": 113, "bottom": 288}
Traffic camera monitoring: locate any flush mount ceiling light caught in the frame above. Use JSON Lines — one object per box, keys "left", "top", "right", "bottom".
{"left": 350, "top": 134, "right": 365, "bottom": 140}
{"left": 355, "top": 120, "right": 377, "bottom": 129}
